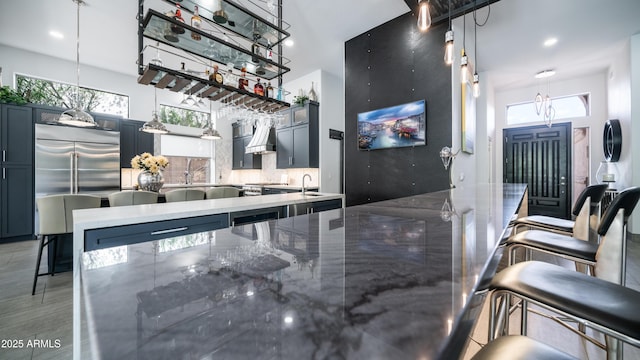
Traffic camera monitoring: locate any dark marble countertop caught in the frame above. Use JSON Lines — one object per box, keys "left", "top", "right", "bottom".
{"left": 77, "top": 183, "right": 526, "bottom": 360}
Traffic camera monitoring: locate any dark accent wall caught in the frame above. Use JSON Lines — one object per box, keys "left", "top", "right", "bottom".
{"left": 345, "top": 13, "right": 452, "bottom": 206}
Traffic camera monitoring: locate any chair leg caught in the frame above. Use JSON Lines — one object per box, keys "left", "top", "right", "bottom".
{"left": 32, "top": 235, "right": 46, "bottom": 296}
{"left": 521, "top": 299, "right": 528, "bottom": 336}
{"left": 50, "top": 236, "right": 58, "bottom": 276}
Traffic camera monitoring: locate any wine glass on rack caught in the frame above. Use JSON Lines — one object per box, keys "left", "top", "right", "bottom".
{"left": 150, "top": 42, "right": 163, "bottom": 67}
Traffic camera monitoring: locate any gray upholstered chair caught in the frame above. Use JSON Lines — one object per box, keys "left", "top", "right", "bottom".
{"left": 108, "top": 190, "right": 158, "bottom": 207}
{"left": 34, "top": 194, "right": 101, "bottom": 295}
{"left": 164, "top": 189, "right": 205, "bottom": 202}
{"left": 205, "top": 187, "right": 240, "bottom": 199}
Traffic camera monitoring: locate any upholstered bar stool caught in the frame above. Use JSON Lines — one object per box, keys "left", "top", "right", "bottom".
{"left": 471, "top": 335, "right": 578, "bottom": 360}
{"left": 164, "top": 189, "right": 205, "bottom": 202}
{"left": 33, "top": 194, "right": 101, "bottom": 295}
{"left": 488, "top": 261, "right": 640, "bottom": 360}
{"left": 512, "top": 184, "right": 608, "bottom": 240}
{"left": 108, "top": 190, "right": 158, "bottom": 206}
{"left": 504, "top": 187, "right": 640, "bottom": 281}
{"left": 205, "top": 187, "right": 240, "bottom": 199}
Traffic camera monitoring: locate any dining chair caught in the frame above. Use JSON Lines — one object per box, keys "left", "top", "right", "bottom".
{"left": 164, "top": 189, "right": 205, "bottom": 202}
{"left": 33, "top": 194, "right": 101, "bottom": 295}
{"left": 108, "top": 190, "right": 158, "bottom": 207}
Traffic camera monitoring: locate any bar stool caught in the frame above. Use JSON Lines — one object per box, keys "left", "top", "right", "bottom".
{"left": 164, "top": 189, "right": 205, "bottom": 202}
{"left": 205, "top": 187, "right": 240, "bottom": 199}
{"left": 511, "top": 184, "right": 608, "bottom": 239}
{"left": 33, "top": 194, "right": 101, "bottom": 295}
{"left": 504, "top": 187, "right": 640, "bottom": 282}
{"left": 108, "top": 190, "right": 158, "bottom": 206}
{"left": 488, "top": 261, "right": 640, "bottom": 360}
{"left": 471, "top": 335, "right": 578, "bottom": 360}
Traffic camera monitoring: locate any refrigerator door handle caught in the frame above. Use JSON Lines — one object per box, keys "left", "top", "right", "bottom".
{"left": 74, "top": 152, "right": 79, "bottom": 194}
{"left": 70, "top": 152, "right": 75, "bottom": 193}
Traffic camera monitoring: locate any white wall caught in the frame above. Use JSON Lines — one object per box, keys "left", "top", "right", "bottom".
{"left": 608, "top": 34, "right": 640, "bottom": 233}
{"left": 493, "top": 72, "right": 608, "bottom": 193}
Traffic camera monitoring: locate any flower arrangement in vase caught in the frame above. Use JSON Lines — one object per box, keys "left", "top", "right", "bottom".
{"left": 131, "top": 153, "right": 169, "bottom": 192}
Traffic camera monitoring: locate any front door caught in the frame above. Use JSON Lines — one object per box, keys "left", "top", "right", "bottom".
{"left": 504, "top": 122, "right": 571, "bottom": 219}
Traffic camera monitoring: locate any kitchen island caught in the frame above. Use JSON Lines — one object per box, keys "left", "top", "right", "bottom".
{"left": 74, "top": 184, "right": 526, "bottom": 359}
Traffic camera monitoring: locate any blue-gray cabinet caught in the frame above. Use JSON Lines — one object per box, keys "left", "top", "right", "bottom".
{"left": 276, "top": 101, "right": 319, "bottom": 169}
{"left": 120, "top": 119, "right": 154, "bottom": 168}
{"left": 232, "top": 123, "right": 262, "bottom": 170}
{"left": 1, "top": 104, "right": 34, "bottom": 241}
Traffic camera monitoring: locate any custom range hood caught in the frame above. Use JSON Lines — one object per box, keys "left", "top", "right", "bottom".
{"left": 245, "top": 124, "right": 276, "bottom": 154}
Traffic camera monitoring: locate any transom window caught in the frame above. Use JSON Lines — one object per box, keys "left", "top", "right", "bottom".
{"left": 159, "top": 104, "right": 209, "bottom": 128}
{"left": 15, "top": 73, "right": 129, "bottom": 117}
{"left": 507, "top": 93, "right": 590, "bottom": 125}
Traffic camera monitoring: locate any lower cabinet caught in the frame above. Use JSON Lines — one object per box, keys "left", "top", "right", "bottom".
{"left": 84, "top": 214, "right": 229, "bottom": 251}
{"left": 229, "top": 206, "right": 287, "bottom": 226}
{"left": 1, "top": 165, "right": 34, "bottom": 239}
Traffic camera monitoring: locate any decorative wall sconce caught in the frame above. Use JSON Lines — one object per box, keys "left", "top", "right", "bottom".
{"left": 440, "top": 146, "right": 460, "bottom": 189}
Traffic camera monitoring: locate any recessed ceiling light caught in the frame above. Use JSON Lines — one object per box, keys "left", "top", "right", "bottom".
{"left": 284, "top": 38, "right": 294, "bottom": 47}
{"left": 534, "top": 69, "right": 556, "bottom": 79}
{"left": 49, "top": 30, "right": 64, "bottom": 39}
{"left": 543, "top": 37, "right": 558, "bottom": 47}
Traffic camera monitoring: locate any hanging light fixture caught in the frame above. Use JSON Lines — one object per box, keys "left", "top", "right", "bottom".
{"left": 58, "top": 0, "right": 96, "bottom": 128}
{"left": 140, "top": 88, "right": 169, "bottom": 134}
{"left": 417, "top": 0, "right": 431, "bottom": 32}
{"left": 472, "top": 8, "right": 480, "bottom": 98}
{"left": 444, "top": 0, "right": 454, "bottom": 65}
{"left": 460, "top": 12, "right": 469, "bottom": 84}
{"left": 201, "top": 102, "right": 222, "bottom": 140}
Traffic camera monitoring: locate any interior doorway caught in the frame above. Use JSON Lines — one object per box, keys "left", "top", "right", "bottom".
{"left": 573, "top": 127, "right": 590, "bottom": 203}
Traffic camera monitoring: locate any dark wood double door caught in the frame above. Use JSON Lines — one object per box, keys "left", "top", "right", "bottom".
{"left": 504, "top": 122, "right": 571, "bottom": 219}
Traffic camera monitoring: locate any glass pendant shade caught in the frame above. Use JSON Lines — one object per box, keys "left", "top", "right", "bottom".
{"left": 141, "top": 111, "right": 168, "bottom": 134}
{"left": 472, "top": 73, "right": 480, "bottom": 98}
{"left": 417, "top": 0, "right": 431, "bottom": 32}
{"left": 460, "top": 53, "right": 469, "bottom": 84}
{"left": 444, "top": 30, "right": 454, "bottom": 65}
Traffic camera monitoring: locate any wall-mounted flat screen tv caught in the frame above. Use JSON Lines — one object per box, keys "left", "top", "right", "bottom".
{"left": 357, "top": 100, "right": 426, "bottom": 150}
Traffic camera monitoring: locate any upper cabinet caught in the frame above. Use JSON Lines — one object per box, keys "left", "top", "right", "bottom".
{"left": 232, "top": 123, "right": 262, "bottom": 170}
{"left": 276, "top": 101, "right": 319, "bottom": 169}
{"left": 137, "top": 0, "right": 291, "bottom": 112}
{"left": 120, "top": 120, "right": 155, "bottom": 168}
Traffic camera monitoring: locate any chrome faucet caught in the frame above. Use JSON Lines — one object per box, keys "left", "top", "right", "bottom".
{"left": 302, "top": 173, "right": 312, "bottom": 195}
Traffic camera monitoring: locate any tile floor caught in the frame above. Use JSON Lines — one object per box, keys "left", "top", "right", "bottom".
{"left": 1, "top": 235, "right": 639, "bottom": 359}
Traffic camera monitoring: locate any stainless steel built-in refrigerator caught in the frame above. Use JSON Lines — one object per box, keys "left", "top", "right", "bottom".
{"left": 34, "top": 124, "right": 120, "bottom": 232}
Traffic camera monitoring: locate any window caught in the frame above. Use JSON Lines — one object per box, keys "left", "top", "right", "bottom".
{"left": 15, "top": 74, "right": 129, "bottom": 117}
{"left": 507, "top": 93, "right": 590, "bottom": 125}
{"left": 159, "top": 104, "right": 209, "bottom": 128}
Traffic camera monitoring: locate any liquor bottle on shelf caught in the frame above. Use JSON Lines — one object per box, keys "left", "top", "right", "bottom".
{"left": 210, "top": 65, "right": 224, "bottom": 84}
{"left": 254, "top": 79, "right": 265, "bottom": 96}
{"left": 266, "top": 82, "right": 274, "bottom": 98}
{"left": 251, "top": 43, "right": 261, "bottom": 64}
{"left": 238, "top": 65, "right": 248, "bottom": 90}
{"left": 265, "top": 41, "right": 274, "bottom": 61}
{"left": 190, "top": 5, "right": 202, "bottom": 41}
{"left": 171, "top": 4, "right": 186, "bottom": 34}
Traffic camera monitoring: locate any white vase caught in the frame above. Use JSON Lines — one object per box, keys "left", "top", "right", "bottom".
{"left": 308, "top": 82, "right": 318, "bottom": 102}
{"left": 138, "top": 170, "right": 165, "bottom": 192}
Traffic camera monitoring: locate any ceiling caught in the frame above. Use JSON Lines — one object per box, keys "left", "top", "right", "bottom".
{"left": 1, "top": 0, "right": 639, "bottom": 92}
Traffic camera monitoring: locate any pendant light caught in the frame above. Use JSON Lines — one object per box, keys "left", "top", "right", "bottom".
{"left": 460, "top": 13, "right": 469, "bottom": 84}
{"left": 140, "top": 88, "right": 169, "bottom": 134}
{"left": 444, "top": 0, "right": 454, "bottom": 65}
{"left": 472, "top": 8, "right": 480, "bottom": 98}
{"left": 58, "top": 0, "right": 96, "bottom": 128}
{"left": 201, "top": 101, "right": 222, "bottom": 140}
{"left": 417, "top": 0, "right": 431, "bottom": 32}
